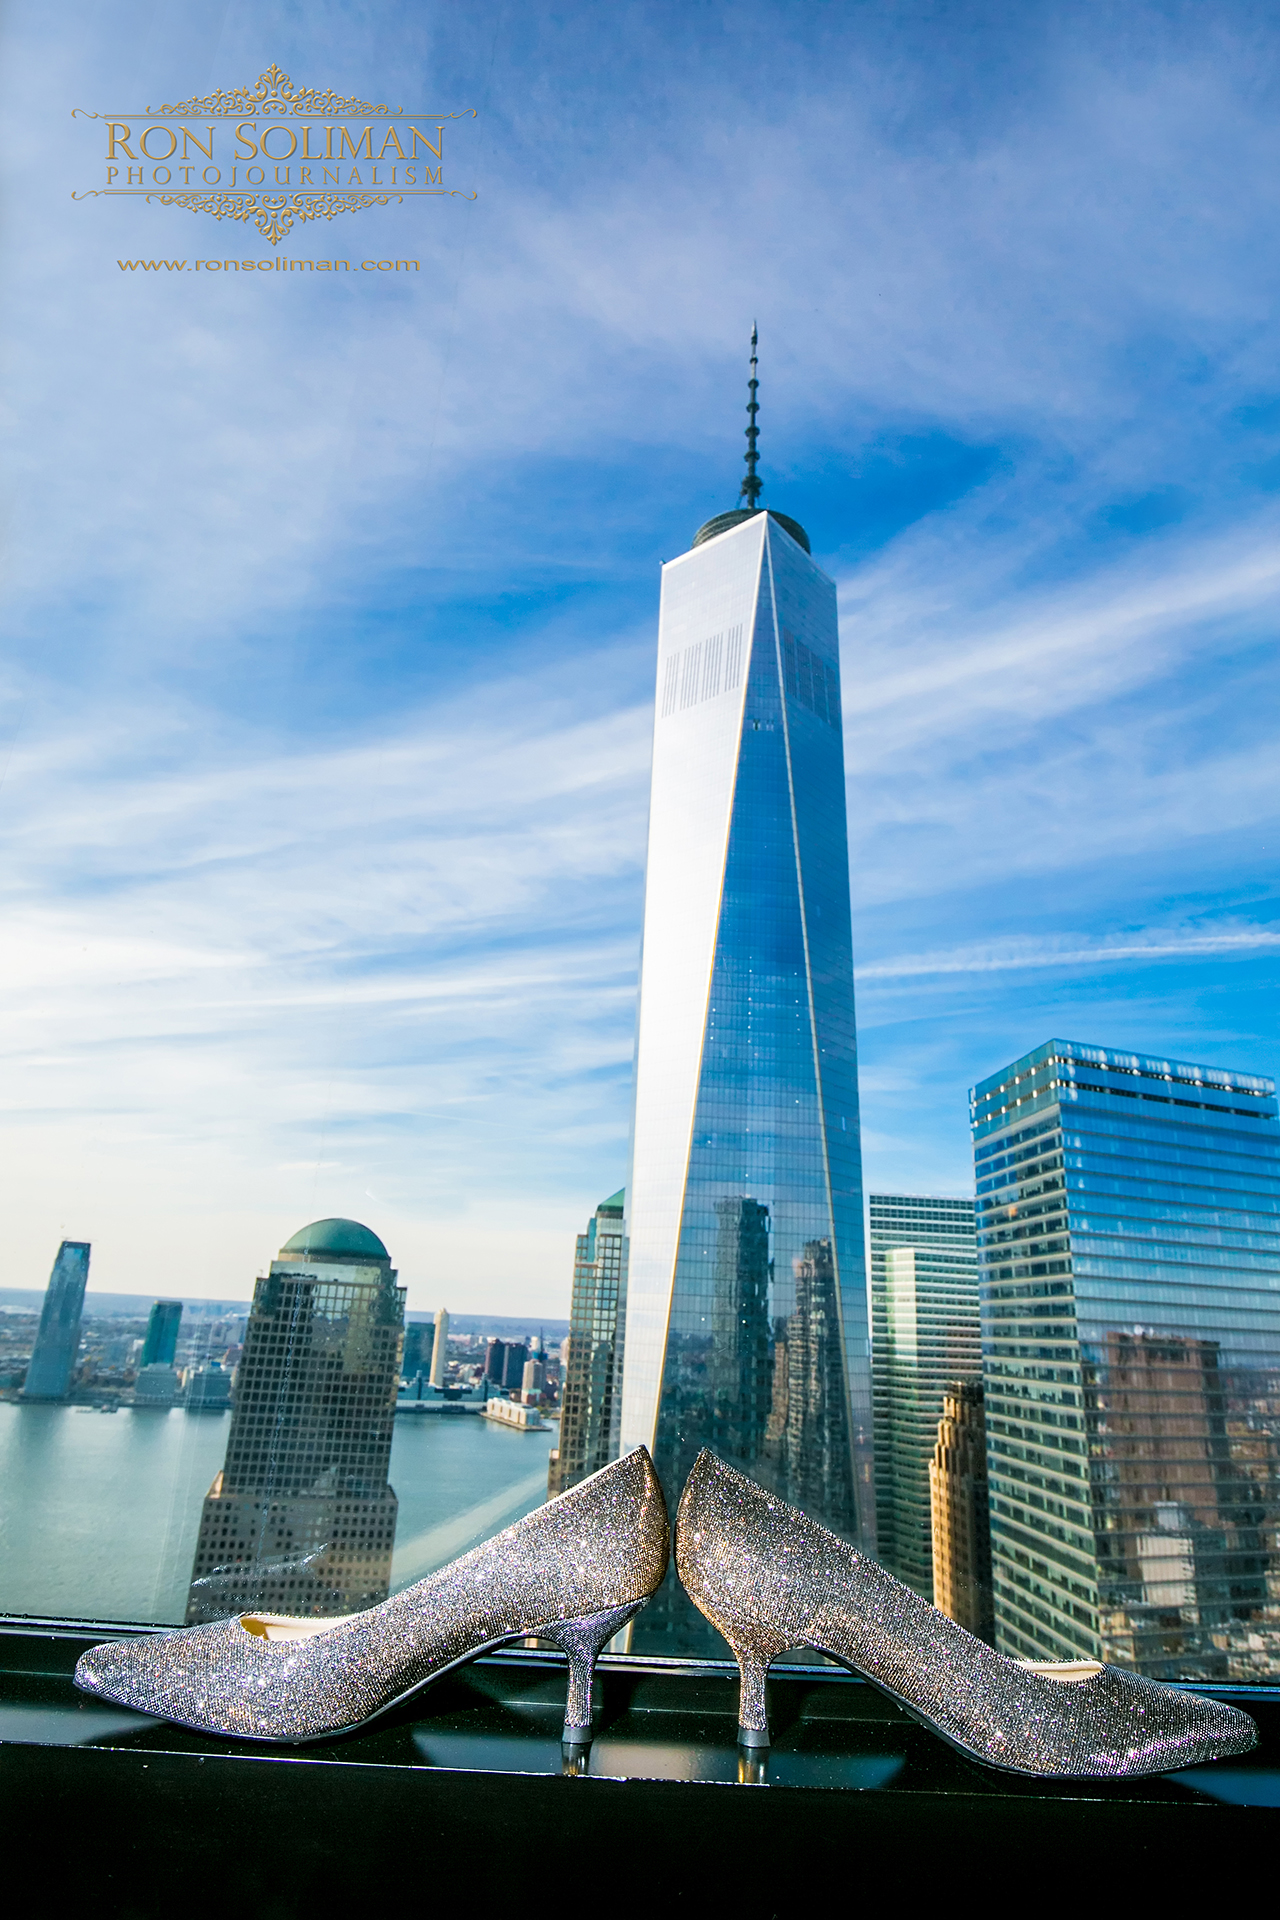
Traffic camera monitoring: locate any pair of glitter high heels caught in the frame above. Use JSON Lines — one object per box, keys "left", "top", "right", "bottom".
{"left": 77, "top": 1446, "right": 1257, "bottom": 1778}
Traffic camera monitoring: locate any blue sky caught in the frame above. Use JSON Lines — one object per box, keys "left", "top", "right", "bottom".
{"left": 1, "top": 1, "right": 1277, "bottom": 1310}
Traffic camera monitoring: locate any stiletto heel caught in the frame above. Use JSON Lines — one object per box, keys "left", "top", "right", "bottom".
{"left": 731, "top": 1641, "right": 782, "bottom": 1748}
{"left": 75, "top": 1449, "right": 669, "bottom": 1745}
{"left": 542, "top": 1600, "right": 644, "bottom": 1743}
{"left": 677, "top": 1450, "right": 1258, "bottom": 1780}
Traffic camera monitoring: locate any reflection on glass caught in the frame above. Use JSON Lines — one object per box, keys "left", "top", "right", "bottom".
{"left": 186, "top": 1217, "right": 404, "bottom": 1622}
{"left": 624, "top": 516, "right": 872, "bottom": 1652}
{"left": 973, "top": 1039, "right": 1280, "bottom": 1679}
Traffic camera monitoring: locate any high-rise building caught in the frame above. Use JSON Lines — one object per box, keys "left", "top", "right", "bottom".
{"left": 620, "top": 337, "right": 873, "bottom": 1651}
{"left": 428, "top": 1307, "right": 449, "bottom": 1388}
{"left": 973, "top": 1039, "right": 1280, "bottom": 1680}
{"left": 868, "top": 1195, "right": 979, "bottom": 1597}
{"left": 141, "top": 1299, "right": 182, "bottom": 1369}
{"left": 548, "top": 1190, "right": 626, "bottom": 1495}
{"left": 22, "top": 1241, "right": 91, "bottom": 1401}
{"left": 186, "top": 1217, "right": 404, "bottom": 1623}
{"left": 501, "top": 1342, "right": 528, "bottom": 1390}
{"left": 930, "top": 1379, "right": 994, "bottom": 1643}
{"left": 402, "top": 1321, "right": 434, "bottom": 1383}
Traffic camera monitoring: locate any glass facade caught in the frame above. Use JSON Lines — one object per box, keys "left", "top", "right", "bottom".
{"left": 974, "top": 1038, "right": 1280, "bottom": 1679}
{"left": 140, "top": 1300, "right": 183, "bottom": 1369}
{"left": 869, "top": 1195, "right": 979, "bottom": 1597}
{"left": 186, "top": 1218, "right": 405, "bottom": 1623}
{"left": 548, "top": 1189, "right": 626, "bottom": 1495}
{"left": 21, "top": 1241, "right": 92, "bottom": 1402}
{"left": 622, "top": 512, "right": 872, "bottom": 1654}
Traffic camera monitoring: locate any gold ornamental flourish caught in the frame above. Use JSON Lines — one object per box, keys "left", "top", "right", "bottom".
{"left": 73, "top": 187, "right": 476, "bottom": 244}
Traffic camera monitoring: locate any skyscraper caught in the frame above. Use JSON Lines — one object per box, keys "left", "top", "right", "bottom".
{"left": 548, "top": 1189, "right": 626, "bottom": 1495}
{"left": 930, "top": 1379, "right": 995, "bottom": 1643}
{"left": 140, "top": 1299, "right": 182, "bottom": 1368}
{"left": 22, "top": 1241, "right": 91, "bottom": 1401}
{"left": 973, "top": 1039, "right": 1280, "bottom": 1680}
{"left": 428, "top": 1307, "right": 449, "bottom": 1388}
{"left": 868, "top": 1195, "right": 979, "bottom": 1596}
{"left": 186, "top": 1217, "right": 404, "bottom": 1623}
{"left": 621, "top": 337, "right": 873, "bottom": 1651}
{"left": 402, "top": 1320, "right": 434, "bottom": 1383}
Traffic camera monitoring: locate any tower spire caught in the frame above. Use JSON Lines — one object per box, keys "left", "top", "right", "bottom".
{"left": 738, "top": 323, "right": 762, "bottom": 509}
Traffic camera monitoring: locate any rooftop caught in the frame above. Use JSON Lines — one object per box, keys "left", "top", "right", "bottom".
{"left": 278, "top": 1217, "right": 390, "bottom": 1262}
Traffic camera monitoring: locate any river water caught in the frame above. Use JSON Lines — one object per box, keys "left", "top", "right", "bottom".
{"left": 0, "top": 1401, "right": 554, "bottom": 1624}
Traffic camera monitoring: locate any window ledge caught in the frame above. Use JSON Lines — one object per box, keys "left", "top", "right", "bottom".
{"left": 3, "top": 1622, "right": 1276, "bottom": 1910}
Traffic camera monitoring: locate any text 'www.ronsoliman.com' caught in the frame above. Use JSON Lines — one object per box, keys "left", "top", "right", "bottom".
{"left": 117, "top": 258, "right": 421, "bottom": 272}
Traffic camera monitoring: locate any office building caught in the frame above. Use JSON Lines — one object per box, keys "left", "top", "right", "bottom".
{"left": 869, "top": 1195, "right": 979, "bottom": 1597}
{"left": 973, "top": 1039, "right": 1280, "bottom": 1680}
{"left": 186, "top": 1217, "right": 404, "bottom": 1623}
{"left": 134, "top": 1364, "right": 181, "bottom": 1407}
{"left": 185, "top": 1361, "right": 232, "bottom": 1411}
{"left": 621, "top": 339, "right": 873, "bottom": 1650}
{"left": 141, "top": 1300, "right": 182, "bottom": 1369}
{"left": 548, "top": 1190, "right": 626, "bottom": 1495}
{"left": 402, "top": 1321, "right": 434, "bottom": 1383}
{"left": 22, "top": 1241, "right": 91, "bottom": 1401}
{"left": 930, "top": 1379, "right": 994, "bottom": 1643}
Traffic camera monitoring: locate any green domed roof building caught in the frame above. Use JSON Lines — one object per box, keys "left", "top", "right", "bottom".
{"left": 279, "top": 1218, "right": 391, "bottom": 1264}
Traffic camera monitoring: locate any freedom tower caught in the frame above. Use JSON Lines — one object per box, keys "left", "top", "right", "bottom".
{"left": 621, "top": 335, "right": 874, "bottom": 1651}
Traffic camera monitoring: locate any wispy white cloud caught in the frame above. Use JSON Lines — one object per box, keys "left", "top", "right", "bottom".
{"left": 859, "top": 925, "right": 1280, "bottom": 983}
{"left": 1, "top": 0, "right": 1278, "bottom": 1294}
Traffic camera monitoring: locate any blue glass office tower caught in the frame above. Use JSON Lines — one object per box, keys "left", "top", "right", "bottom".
{"left": 621, "top": 348, "right": 873, "bottom": 1651}
{"left": 973, "top": 1039, "right": 1280, "bottom": 1681}
{"left": 141, "top": 1299, "right": 182, "bottom": 1368}
{"left": 22, "top": 1241, "right": 91, "bottom": 1400}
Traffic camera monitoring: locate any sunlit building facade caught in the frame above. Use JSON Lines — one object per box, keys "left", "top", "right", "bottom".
{"left": 22, "top": 1240, "right": 91, "bottom": 1402}
{"left": 548, "top": 1189, "right": 626, "bottom": 1495}
{"left": 621, "top": 479, "right": 873, "bottom": 1652}
{"left": 974, "top": 1039, "right": 1280, "bottom": 1680}
{"left": 187, "top": 1217, "right": 404, "bottom": 1623}
{"left": 930, "top": 1378, "right": 995, "bottom": 1643}
{"left": 869, "top": 1195, "right": 979, "bottom": 1597}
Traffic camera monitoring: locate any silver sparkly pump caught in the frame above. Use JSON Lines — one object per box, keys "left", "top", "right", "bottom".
{"left": 676, "top": 1451, "right": 1258, "bottom": 1778}
{"left": 76, "top": 1447, "right": 668, "bottom": 1746}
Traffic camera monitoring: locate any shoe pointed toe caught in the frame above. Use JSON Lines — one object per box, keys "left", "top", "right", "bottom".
{"left": 76, "top": 1630, "right": 193, "bottom": 1718}
{"left": 1160, "top": 1685, "right": 1259, "bottom": 1770}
